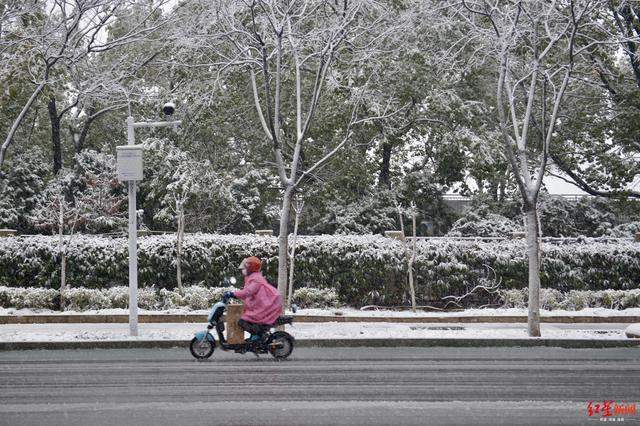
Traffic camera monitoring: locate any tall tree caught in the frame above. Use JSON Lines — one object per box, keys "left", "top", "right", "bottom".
{"left": 0, "top": 0, "right": 175, "bottom": 169}
{"left": 456, "top": 0, "right": 607, "bottom": 336}
{"left": 176, "top": 0, "right": 400, "bottom": 300}
{"left": 549, "top": 0, "right": 640, "bottom": 198}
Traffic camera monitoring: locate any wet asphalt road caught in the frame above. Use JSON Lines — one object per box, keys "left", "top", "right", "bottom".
{"left": 0, "top": 346, "right": 639, "bottom": 425}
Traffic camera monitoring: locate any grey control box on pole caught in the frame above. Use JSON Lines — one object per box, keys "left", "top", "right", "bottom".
{"left": 116, "top": 145, "right": 144, "bottom": 182}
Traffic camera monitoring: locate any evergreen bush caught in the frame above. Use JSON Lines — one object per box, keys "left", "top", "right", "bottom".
{"left": 1, "top": 234, "right": 638, "bottom": 307}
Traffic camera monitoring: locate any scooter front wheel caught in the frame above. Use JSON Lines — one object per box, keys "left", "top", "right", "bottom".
{"left": 190, "top": 336, "right": 215, "bottom": 359}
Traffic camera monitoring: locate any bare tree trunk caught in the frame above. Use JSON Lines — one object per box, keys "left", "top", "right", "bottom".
{"left": 612, "top": 2, "right": 640, "bottom": 89}
{"left": 73, "top": 105, "right": 98, "bottom": 154}
{"left": 0, "top": 81, "right": 47, "bottom": 169}
{"left": 74, "top": 123, "right": 88, "bottom": 154}
{"left": 61, "top": 250, "right": 66, "bottom": 307}
{"left": 176, "top": 202, "right": 184, "bottom": 292}
{"left": 48, "top": 96, "right": 62, "bottom": 174}
{"left": 408, "top": 205, "right": 417, "bottom": 312}
{"left": 378, "top": 140, "right": 393, "bottom": 189}
{"left": 397, "top": 203, "right": 417, "bottom": 312}
{"left": 58, "top": 198, "right": 66, "bottom": 309}
{"left": 498, "top": 174, "right": 507, "bottom": 202}
{"left": 73, "top": 116, "right": 94, "bottom": 154}
{"left": 287, "top": 201, "right": 304, "bottom": 309}
{"left": 277, "top": 187, "right": 294, "bottom": 303}
{"left": 26, "top": 106, "right": 40, "bottom": 147}
{"left": 524, "top": 206, "right": 541, "bottom": 337}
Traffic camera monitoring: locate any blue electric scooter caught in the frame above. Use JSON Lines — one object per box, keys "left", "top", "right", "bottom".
{"left": 190, "top": 288, "right": 294, "bottom": 360}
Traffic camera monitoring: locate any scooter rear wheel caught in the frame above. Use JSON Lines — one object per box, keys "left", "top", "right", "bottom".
{"left": 190, "top": 336, "right": 215, "bottom": 359}
{"left": 268, "top": 332, "right": 294, "bottom": 360}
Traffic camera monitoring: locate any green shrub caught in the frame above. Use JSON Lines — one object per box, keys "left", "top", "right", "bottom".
{"left": 292, "top": 287, "right": 340, "bottom": 309}
{"left": 498, "top": 289, "right": 526, "bottom": 308}
{"left": 158, "top": 288, "right": 184, "bottom": 309}
{"left": 446, "top": 212, "right": 521, "bottom": 237}
{"left": 1, "top": 234, "right": 639, "bottom": 307}
{"left": 0, "top": 286, "right": 17, "bottom": 308}
{"left": 21, "top": 288, "right": 59, "bottom": 310}
{"left": 105, "top": 286, "right": 129, "bottom": 309}
{"left": 606, "top": 222, "right": 640, "bottom": 238}
{"left": 158, "top": 286, "right": 238, "bottom": 310}
{"left": 1, "top": 285, "right": 639, "bottom": 311}
{"left": 180, "top": 286, "right": 213, "bottom": 310}
{"left": 560, "top": 290, "right": 595, "bottom": 310}
{"left": 207, "top": 286, "right": 238, "bottom": 306}
{"left": 622, "top": 290, "right": 640, "bottom": 308}
{"left": 138, "top": 287, "right": 159, "bottom": 310}
{"left": 62, "top": 287, "right": 110, "bottom": 311}
{"left": 542, "top": 288, "right": 564, "bottom": 310}
{"left": 0, "top": 286, "right": 59, "bottom": 310}
{"left": 499, "top": 288, "right": 640, "bottom": 311}
{"left": 103, "top": 286, "right": 158, "bottom": 309}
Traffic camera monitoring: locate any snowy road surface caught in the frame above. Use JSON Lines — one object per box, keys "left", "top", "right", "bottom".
{"left": 0, "top": 321, "right": 636, "bottom": 342}
{"left": 0, "top": 347, "right": 639, "bottom": 425}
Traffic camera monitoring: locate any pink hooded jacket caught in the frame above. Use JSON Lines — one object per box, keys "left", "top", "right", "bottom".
{"left": 234, "top": 272, "right": 282, "bottom": 325}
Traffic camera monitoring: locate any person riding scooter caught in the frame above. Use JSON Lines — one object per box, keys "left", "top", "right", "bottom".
{"left": 223, "top": 256, "right": 283, "bottom": 344}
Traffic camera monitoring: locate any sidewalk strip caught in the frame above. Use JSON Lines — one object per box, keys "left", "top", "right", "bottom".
{"left": 1, "top": 314, "right": 639, "bottom": 324}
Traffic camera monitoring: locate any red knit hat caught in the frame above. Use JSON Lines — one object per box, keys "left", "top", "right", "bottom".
{"left": 239, "top": 256, "right": 262, "bottom": 273}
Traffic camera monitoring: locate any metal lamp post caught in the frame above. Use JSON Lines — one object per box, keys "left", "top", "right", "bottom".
{"left": 118, "top": 114, "right": 181, "bottom": 337}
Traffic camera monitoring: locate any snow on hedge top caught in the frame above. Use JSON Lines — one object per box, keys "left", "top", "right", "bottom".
{"left": 1, "top": 234, "right": 639, "bottom": 295}
{"left": 2, "top": 233, "right": 638, "bottom": 263}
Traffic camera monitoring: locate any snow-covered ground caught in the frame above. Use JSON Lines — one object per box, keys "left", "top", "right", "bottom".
{"left": 296, "top": 307, "right": 640, "bottom": 318}
{"left": 0, "top": 321, "right": 635, "bottom": 342}
{"left": 1, "top": 306, "right": 638, "bottom": 342}
{"left": 2, "top": 306, "right": 640, "bottom": 317}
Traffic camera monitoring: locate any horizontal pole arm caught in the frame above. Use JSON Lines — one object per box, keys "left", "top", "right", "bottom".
{"left": 132, "top": 120, "right": 182, "bottom": 128}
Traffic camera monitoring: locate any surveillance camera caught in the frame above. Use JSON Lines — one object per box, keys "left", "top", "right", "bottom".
{"left": 162, "top": 102, "right": 175, "bottom": 116}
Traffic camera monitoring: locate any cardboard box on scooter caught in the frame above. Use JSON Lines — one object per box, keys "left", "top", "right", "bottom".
{"left": 226, "top": 304, "right": 245, "bottom": 344}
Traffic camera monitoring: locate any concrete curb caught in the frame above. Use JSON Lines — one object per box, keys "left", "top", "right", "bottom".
{"left": 1, "top": 314, "right": 639, "bottom": 325}
{"left": 1, "top": 338, "right": 639, "bottom": 351}
{"left": 301, "top": 338, "right": 640, "bottom": 349}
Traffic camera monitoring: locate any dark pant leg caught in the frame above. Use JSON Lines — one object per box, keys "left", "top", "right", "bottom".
{"left": 237, "top": 319, "right": 262, "bottom": 335}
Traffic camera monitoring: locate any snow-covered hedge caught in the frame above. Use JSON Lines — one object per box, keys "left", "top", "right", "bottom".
{"left": 446, "top": 212, "right": 522, "bottom": 237}
{"left": 157, "top": 286, "right": 239, "bottom": 310}
{"left": 500, "top": 288, "right": 640, "bottom": 310}
{"left": 0, "top": 286, "right": 59, "bottom": 310}
{"left": 0, "top": 285, "right": 335, "bottom": 311}
{"left": 2, "top": 285, "right": 639, "bottom": 311}
{"left": 606, "top": 222, "right": 640, "bottom": 238}
{"left": 62, "top": 287, "right": 110, "bottom": 311}
{"left": 291, "top": 287, "right": 340, "bottom": 309}
{"left": 1, "top": 234, "right": 639, "bottom": 306}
